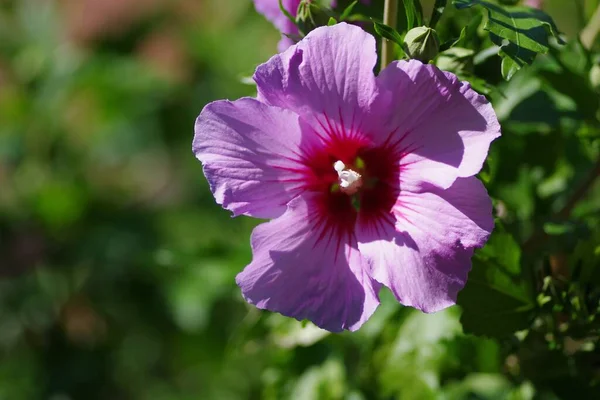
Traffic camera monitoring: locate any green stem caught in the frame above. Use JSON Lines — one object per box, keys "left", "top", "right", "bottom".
{"left": 580, "top": 1, "right": 600, "bottom": 49}
{"left": 574, "top": 0, "right": 586, "bottom": 30}
{"left": 429, "top": 0, "right": 448, "bottom": 29}
{"left": 381, "top": 0, "right": 400, "bottom": 69}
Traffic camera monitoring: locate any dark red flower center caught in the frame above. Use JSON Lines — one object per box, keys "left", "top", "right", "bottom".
{"left": 301, "top": 134, "right": 401, "bottom": 237}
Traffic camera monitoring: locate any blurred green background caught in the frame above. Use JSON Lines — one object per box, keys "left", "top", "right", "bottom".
{"left": 0, "top": 0, "right": 599, "bottom": 399}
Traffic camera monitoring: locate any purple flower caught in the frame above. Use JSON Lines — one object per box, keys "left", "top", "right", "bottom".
{"left": 193, "top": 23, "right": 500, "bottom": 332}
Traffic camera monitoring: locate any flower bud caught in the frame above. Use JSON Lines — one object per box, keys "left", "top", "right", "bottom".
{"left": 436, "top": 47, "right": 475, "bottom": 73}
{"left": 590, "top": 62, "right": 600, "bottom": 93}
{"left": 296, "top": 0, "right": 334, "bottom": 36}
{"left": 403, "top": 26, "right": 440, "bottom": 63}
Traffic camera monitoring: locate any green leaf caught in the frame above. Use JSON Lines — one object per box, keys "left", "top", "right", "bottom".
{"left": 478, "top": 231, "right": 522, "bottom": 273}
{"left": 453, "top": 12, "right": 483, "bottom": 48}
{"left": 458, "top": 232, "right": 536, "bottom": 338}
{"left": 436, "top": 47, "right": 475, "bottom": 73}
{"left": 268, "top": 316, "right": 329, "bottom": 348}
{"left": 443, "top": 374, "right": 516, "bottom": 400}
{"left": 327, "top": 17, "right": 337, "bottom": 26}
{"left": 453, "top": 0, "right": 564, "bottom": 79}
{"left": 289, "top": 359, "right": 347, "bottom": 400}
{"left": 372, "top": 20, "right": 404, "bottom": 46}
{"left": 430, "top": 0, "right": 448, "bottom": 29}
{"left": 404, "top": 0, "right": 422, "bottom": 30}
{"left": 339, "top": 0, "right": 358, "bottom": 21}
{"left": 543, "top": 221, "right": 576, "bottom": 236}
{"left": 379, "top": 308, "right": 461, "bottom": 398}
{"left": 537, "top": 46, "right": 600, "bottom": 122}
{"left": 500, "top": 55, "right": 521, "bottom": 80}
{"left": 278, "top": 0, "right": 296, "bottom": 25}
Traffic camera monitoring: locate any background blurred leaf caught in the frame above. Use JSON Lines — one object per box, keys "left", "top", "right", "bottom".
{"left": 378, "top": 308, "right": 461, "bottom": 398}
{"left": 458, "top": 232, "right": 536, "bottom": 338}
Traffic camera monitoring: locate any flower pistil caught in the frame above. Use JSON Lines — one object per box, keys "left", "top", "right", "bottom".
{"left": 333, "top": 160, "right": 363, "bottom": 195}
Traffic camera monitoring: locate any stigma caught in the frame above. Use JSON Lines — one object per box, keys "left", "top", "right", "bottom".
{"left": 334, "top": 160, "right": 363, "bottom": 195}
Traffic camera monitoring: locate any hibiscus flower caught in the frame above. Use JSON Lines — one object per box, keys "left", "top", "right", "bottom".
{"left": 193, "top": 23, "right": 500, "bottom": 332}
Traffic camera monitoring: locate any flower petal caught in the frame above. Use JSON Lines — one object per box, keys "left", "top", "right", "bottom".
{"left": 254, "top": 23, "right": 384, "bottom": 142}
{"left": 356, "top": 177, "right": 493, "bottom": 312}
{"left": 253, "top": 0, "right": 301, "bottom": 51}
{"left": 376, "top": 60, "right": 500, "bottom": 191}
{"left": 237, "top": 194, "right": 381, "bottom": 332}
{"left": 193, "top": 98, "right": 311, "bottom": 219}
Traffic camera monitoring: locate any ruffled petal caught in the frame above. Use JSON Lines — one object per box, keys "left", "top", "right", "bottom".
{"left": 237, "top": 194, "right": 381, "bottom": 332}
{"left": 356, "top": 177, "right": 493, "bottom": 312}
{"left": 193, "top": 98, "right": 310, "bottom": 219}
{"left": 254, "top": 23, "right": 385, "bottom": 143}
{"left": 376, "top": 60, "right": 500, "bottom": 191}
